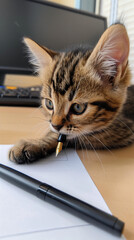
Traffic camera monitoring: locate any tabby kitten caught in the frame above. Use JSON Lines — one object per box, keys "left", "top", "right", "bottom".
{"left": 9, "top": 23, "right": 134, "bottom": 164}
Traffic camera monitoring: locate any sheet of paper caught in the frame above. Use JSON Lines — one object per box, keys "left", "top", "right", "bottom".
{"left": 0, "top": 145, "right": 125, "bottom": 240}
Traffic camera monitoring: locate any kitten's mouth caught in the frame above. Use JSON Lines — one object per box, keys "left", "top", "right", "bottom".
{"left": 61, "top": 133, "right": 76, "bottom": 140}
{"left": 50, "top": 123, "right": 83, "bottom": 140}
{"left": 58, "top": 130, "right": 83, "bottom": 140}
{"left": 50, "top": 124, "right": 75, "bottom": 138}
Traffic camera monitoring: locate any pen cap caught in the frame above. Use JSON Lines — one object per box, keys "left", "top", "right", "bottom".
{"left": 44, "top": 186, "right": 124, "bottom": 236}
{"left": 113, "top": 219, "right": 124, "bottom": 235}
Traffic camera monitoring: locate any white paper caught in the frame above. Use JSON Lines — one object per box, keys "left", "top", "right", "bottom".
{"left": 0, "top": 145, "right": 125, "bottom": 240}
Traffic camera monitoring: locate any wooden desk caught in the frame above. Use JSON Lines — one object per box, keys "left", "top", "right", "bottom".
{"left": 1, "top": 106, "right": 134, "bottom": 240}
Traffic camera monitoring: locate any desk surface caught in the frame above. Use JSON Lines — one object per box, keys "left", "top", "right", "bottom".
{"left": 1, "top": 106, "right": 134, "bottom": 240}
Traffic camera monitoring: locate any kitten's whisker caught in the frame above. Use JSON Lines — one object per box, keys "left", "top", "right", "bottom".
{"left": 101, "top": 128, "right": 111, "bottom": 137}
{"left": 64, "top": 139, "right": 70, "bottom": 151}
{"left": 31, "top": 116, "right": 48, "bottom": 122}
{"left": 63, "top": 141, "right": 69, "bottom": 161}
{"left": 91, "top": 133, "right": 115, "bottom": 157}
{"left": 77, "top": 134, "right": 85, "bottom": 161}
{"left": 77, "top": 135, "right": 85, "bottom": 160}
{"left": 78, "top": 129, "right": 95, "bottom": 162}
{"left": 82, "top": 128, "right": 115, "bottom": 159}
{"left": 81, "top": 130, "right": 105, "bottom": 173}
{"left": 81, "top": 134, "right": 93, "bottom": 163}
{"left": 37, "top": 105, "right": 43, "bottom": 109}
{"left": 116, "top": 117, "right": 134, "bottom": 135}
{"left": 77, "top": 131, "right": 89, "bottom": 161}
{"left": 29, "top": 105, "right": 43, "bottom": 116}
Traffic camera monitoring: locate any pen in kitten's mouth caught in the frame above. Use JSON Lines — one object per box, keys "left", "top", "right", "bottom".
{"left": 56, "top": 134, "right": 66, "bottom": 156}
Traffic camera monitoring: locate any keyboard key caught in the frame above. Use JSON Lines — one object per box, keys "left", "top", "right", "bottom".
{"left": 3, "top": 92, "right": 17, "bottom": 98}
{"left": 30, "top": 91, "right": 40, "bottom": 98}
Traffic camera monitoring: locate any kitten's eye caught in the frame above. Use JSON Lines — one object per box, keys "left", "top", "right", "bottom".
{"left": 45, "top": 98, "right": 53, "bottom": 110}
{"left": 71, "top": 103, "right": 87, "bottom": 115}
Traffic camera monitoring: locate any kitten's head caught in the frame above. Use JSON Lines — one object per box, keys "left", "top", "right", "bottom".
{"left": 24, "top": 24, "right": 130, "bottom": 138}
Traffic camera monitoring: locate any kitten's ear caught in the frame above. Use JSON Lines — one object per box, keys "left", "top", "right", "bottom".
{"left": 23, "top": 38, "right": 57, "bottom": 73}
{"left": 87, "top": 24, "right": 129, "bottom": 84}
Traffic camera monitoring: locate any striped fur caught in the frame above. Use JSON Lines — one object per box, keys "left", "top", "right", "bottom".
{"left": 9, "top": 24, "right": 134, "bottom": 164}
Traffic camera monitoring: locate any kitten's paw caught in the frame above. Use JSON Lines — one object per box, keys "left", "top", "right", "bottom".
{"left": 9, "top": 140, "right": 46, "bottom": 164}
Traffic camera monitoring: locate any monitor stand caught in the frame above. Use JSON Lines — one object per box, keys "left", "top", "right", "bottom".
{"left": 0, "top": 73, "right": 5, "bottom": 86}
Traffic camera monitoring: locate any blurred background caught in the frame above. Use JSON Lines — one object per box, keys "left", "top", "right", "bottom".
{"left": 47, "top": 0, "right": 134, "bottom": 83}
{"left": 4, "top": 0, "right": 134, "bottom": 87}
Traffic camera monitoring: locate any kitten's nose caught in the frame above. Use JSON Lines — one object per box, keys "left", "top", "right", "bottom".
{"left": 52, "top": 124, "right": 63, "bottom": 131}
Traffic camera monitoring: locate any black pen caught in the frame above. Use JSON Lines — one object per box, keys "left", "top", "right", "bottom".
{"left": 0, "top": 164, "right": 124, "bottom": 236}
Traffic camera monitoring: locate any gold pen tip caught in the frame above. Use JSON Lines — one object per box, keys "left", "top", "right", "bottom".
{"left": 56, "top": 142, "right": 63, "bottom": 157}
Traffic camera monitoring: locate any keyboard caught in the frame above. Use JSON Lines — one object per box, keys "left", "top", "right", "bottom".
{"left": 0, "top": 86, "right": 41, "bottom": 107}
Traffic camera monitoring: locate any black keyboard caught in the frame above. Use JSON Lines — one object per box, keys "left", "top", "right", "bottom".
{"left": 0, "top": 86, "right": 41, "bottom": 107}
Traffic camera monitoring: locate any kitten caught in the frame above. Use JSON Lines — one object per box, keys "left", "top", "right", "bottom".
{"left": 9, "top": 23, "right": 134, "bottom": 164}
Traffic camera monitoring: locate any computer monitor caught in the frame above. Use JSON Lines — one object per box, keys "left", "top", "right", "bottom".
{"left": 0, "top": 0, "right": 107, "bottom": 84}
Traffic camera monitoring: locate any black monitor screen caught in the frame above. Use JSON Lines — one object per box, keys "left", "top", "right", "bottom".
{"left": 0, "top": 0, "right": 107, "bottom": 75}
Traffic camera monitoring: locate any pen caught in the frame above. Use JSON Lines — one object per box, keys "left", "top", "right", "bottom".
{"left": 56, "top": 134, "right": 66, "bottom": 156}
{"left": 0, "top": 163, "right": 124, "bottom": 236}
